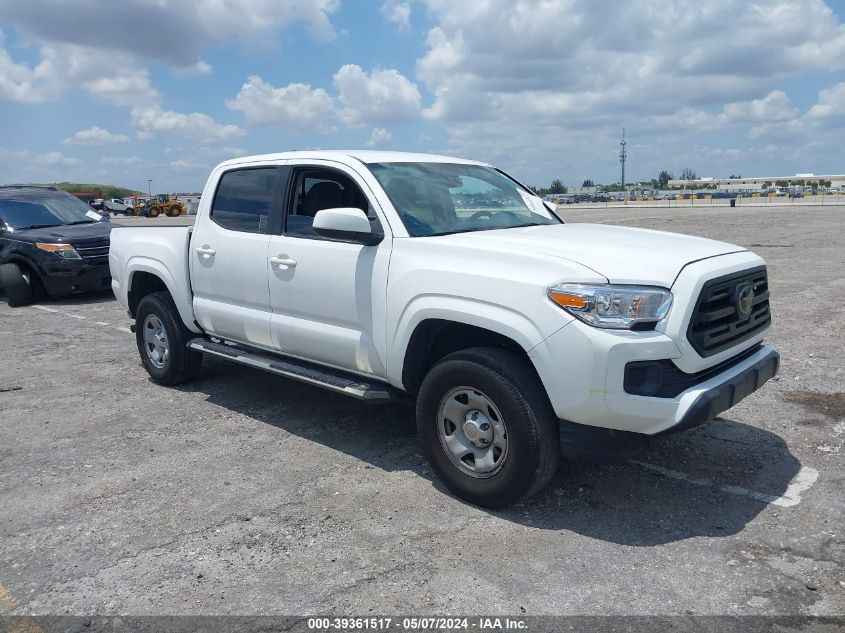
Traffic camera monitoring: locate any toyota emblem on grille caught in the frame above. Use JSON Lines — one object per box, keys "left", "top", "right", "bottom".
{"left": 735, "top": 282, "right": 754, "bottom": 320}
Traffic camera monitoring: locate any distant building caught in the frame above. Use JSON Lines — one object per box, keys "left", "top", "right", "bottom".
{"left": 668, "top": 174, "right": 845, "bottom": 192}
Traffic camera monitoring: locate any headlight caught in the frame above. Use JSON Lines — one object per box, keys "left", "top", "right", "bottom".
{"left": 548, "top": 283, "right": 672, "bottom": 330}
{"left": 36, "top": 242, "right": 82, "bottom": 260}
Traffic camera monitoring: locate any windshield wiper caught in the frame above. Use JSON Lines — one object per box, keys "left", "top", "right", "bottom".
{"left": 15, "top": 223, "right": 62, "bottom": 230}
{"left": 430, "top": 223, "right": 547, "bottom": 237}
{"left": 428, "top": 228, "right": 479, "bottom": 237}
{"left": 66, "top": 220, "right": 98, "bottom": 225}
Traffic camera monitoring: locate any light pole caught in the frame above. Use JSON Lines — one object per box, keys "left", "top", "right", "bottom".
{"left": 147, "top": 179, "right": 152, "bottom": 201}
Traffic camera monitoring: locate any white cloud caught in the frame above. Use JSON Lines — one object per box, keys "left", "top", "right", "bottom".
{"left": 365, "top": 127, "right": 393, "bottom": 147}
{"left": 0, "top": 0, "right": 341, "bottom": 69}
{"left": 806, "top": 82, "right": 845, "bottom": 124}
{"left": 380, "top": 1, "right": 411, "bottom": 31}
{"left": 64, "top": 126, "right": 130, "bottom": 146}
{"left": 227, "top": 66, "right": 423, "bottom": 131}
{"left": 131, "top": 106, "right": 245, "bottom": 142}
{"left": 0, "top": 42, "right": 158, "bottom": 105}
{"left": 0, "top": 1, "right": 340, "bottom": 108}
{"left": 101, "top": 155, "right": 147, "bottom": 167}
{"left": 82, "top": 72, "right": 158, "bottom": 107}
{"left": 0, "top": 147, "right": 81, "bottom": 175}
{"left": 226, "top": 75, "right": 335, "bottom": 131}
{"left": 0, "top": 44, "right": 45, "bottom": 101}
{"left": 414, "top": 0, "right": 845, "bottom": 180}
{"left": 334, "top": 64, "right": 421, "bottom": 126}
{"left": 37, "top": 151, "right": 81, "bottom": 167}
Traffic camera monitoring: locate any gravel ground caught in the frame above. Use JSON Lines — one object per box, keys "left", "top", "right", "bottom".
{"left": 0, "top": 204, "right": 842, "bottom": 618}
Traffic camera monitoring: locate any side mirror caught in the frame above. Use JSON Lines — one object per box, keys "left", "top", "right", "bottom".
{"left": 313, "top": 207, "right": 383, "bottom": 245}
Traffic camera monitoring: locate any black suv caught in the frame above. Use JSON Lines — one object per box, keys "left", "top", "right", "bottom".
{"left": 0, "top": 186, "right": 112, "bottom": 307}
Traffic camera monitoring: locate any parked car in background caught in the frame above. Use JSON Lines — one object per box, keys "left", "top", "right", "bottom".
{"left": 109, "top": 150, "right": 778, "bottom": 508}
{"left": 105, "top": 198, "right": 135, "bottom": 215}
{"left": 0, "top": 186, "right": 112, "bottom": 306}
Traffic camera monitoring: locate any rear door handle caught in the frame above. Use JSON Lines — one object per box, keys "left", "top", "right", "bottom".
{"left": 195, "top": 246, "right": 216, "bottom": 257}
{"left": 269, "top": 256, "right": 297, "bottom": 268}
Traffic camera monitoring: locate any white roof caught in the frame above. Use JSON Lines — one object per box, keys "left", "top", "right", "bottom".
{"left": 218, "top": 150, "right": 486, "bottom": 169}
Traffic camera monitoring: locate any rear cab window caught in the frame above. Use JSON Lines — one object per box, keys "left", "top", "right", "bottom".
{"left": 211, "top": 168, "right": 279, "bottom": 234}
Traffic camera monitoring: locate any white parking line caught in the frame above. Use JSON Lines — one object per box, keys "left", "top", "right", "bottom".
{"left": 29, "top": 305, "right": 131, "bottom": 337}
{"left": 632, "top": 461, "right": 819, "bottom": 508}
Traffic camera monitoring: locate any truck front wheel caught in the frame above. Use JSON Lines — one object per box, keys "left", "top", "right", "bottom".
{"left": 416, "top": 347, "right": 560, "bottom": 508}
{"left": 135, "top": 292, "right": 202, "bottom": 385}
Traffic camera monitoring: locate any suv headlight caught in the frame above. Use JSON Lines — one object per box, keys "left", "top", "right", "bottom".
{"left": 548, "top": 283, "right": 672, "bottom": 330}
{"left": 36, "top": 242, "right": 82, "bottom": 260}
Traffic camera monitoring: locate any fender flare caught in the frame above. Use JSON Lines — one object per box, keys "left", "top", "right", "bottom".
{"left": 388, "top": 294, "right": 548, "bottom": 388}
{"left": 125, "top": 257, "right": 201, "bottom": 333}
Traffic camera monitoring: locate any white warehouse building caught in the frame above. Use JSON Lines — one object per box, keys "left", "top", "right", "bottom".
{"left": 668, "top": 174, "right": 845, "bottom": 192}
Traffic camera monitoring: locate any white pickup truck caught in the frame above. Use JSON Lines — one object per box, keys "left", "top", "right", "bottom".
{"left": 104, "top": 198, "right": 135, "bottom": 215}
{"left": 109, "top": 151, "right": 778, "bottom": 507}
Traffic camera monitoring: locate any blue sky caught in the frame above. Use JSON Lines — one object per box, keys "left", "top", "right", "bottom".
{"left": 1, "top": 0, "right": 844, "bottom": 192}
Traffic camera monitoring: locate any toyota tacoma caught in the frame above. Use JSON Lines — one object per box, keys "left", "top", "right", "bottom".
{"left": 109, "top": 151, "right": 778, "bottom": 508}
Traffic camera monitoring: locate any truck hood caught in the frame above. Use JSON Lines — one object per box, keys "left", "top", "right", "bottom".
{"left": 436, "top": 223, "right": 746, "bottom": 287}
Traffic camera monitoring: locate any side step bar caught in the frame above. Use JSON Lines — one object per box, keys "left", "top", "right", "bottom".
{"left": 187, "top": 338, "right": 401, "bottom": 403}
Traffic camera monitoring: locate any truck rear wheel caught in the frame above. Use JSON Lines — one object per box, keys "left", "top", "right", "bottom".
{"left": 0, "top": 263, "right": 34, "bottom": 307}
{"left": 168, "top": 204, "right": 182, "bottom": 217}
{"left": 416, "top": 347, "right": 560, "bottom": 508}
{"left": 135, "top": 292, "right": 202, "bottom": 385}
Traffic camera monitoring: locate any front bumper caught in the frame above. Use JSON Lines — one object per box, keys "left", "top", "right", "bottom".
{"left": 39, "top": 261, "right": 112, "bottom": 297}
{"left": 659, "top": 347, "right": 778, "bottom": 435}
{"left": 528, "top": 313, "right": 779, "bottom": 435}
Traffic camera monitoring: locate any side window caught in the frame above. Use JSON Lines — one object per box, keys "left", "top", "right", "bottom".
{"left": 286, "top": 168, "right": 371, "bottom": 238}
{"left": 211, "top": 168, "right": 277, "bottom": 233}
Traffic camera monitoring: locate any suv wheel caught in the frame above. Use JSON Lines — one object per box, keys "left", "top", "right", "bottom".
{"left": 0, "top": 263, "right": 35, "bottom": 307}
{"left": 416, "top": 347, "right": 560, "bottom": 508}
{"left": 135, "top": 292, "right": 202, "bottom": 385}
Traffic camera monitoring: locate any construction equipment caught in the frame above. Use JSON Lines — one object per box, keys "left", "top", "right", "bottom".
{"left": 132, "top": 194, "right": 187, "bottom": 218}
{"left": 147, "top": 194, "right": 187, "bottom": 217}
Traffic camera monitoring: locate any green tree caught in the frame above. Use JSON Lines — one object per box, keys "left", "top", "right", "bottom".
{"left": 51, "top": 182, "right": 143, "bottom": 200}
{"left": 581, "top": 179, "right": 594, "bottom": 188}
{"left": 549, "top": 179, "right": 566, "bottom": 194}
{"left": 657, "top": 170, "right": 672, "bottom": 188}
{"left": 680, "top": 168, "right": 697, "bottom": 181}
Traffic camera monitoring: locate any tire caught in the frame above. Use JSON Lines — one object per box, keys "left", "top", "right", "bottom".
{"left": 168, "top": 204, "right": 182, "bottom": 217}
{"left": 416, "top": 347, "right": 560, "bottom": 508}
{"left": 135, "top": 292, "right": 202, "bottom": 385}
{"left": 149, "top": 206, "right": 161, "bottom": 218}
{"left": 0, "top": 263, "right": 34, "bottom": 307}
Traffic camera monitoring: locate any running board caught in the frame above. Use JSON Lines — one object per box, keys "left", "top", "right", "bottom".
{"left": 187, "top": 339, "right": 400, "bottom": 403}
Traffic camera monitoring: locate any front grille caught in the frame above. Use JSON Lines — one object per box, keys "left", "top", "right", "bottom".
{"left": 687, "top": 266, "right": 770, "bottom": 357}
{"left": 72, "top": 238, "right": 110, "bottom": 261}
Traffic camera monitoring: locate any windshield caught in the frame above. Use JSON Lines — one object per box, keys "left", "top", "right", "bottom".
{"left": 0, "top": 193, "right": 103, "bottom": 230}
{"left": 367, "top": 162, "right": 560, "bottom": 236}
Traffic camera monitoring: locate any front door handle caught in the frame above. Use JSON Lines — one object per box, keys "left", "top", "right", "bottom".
{"left": 195, "top": 246, "right": 216, "bottom": 257}
{"left": 269, "top": 256, "right": 297, "bottom": 268}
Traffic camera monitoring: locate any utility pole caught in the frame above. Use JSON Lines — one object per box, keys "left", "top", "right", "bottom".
{"left": 147, "top": 179, "right": 152, "bottom": 200}
{"left": 619, "top": 128, "right": 627, "bottom": 191}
